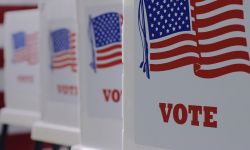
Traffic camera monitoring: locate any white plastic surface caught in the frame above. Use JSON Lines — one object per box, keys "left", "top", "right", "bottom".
{"left": 123, "top": 0, "right": 250, "bottom": 150}
{"left": 32, "top": 121, "right": 80, "bottom": 146}
{"left": 75, "top": 0, "right": 123, "bottom": 149}
{"left": 71, "top": 145, "right": 100, "bottom": 150}
{"left": 0, "top": 25, "right": 3, "bottom": 48}
{"left": 1, "top": 9, "right": 41, "bottom": 128}
{"left": 31, "top": 0, "right": 80, "bottom": 146}
{"left": 0, "top": 108, "right": 40, "bottom": 128}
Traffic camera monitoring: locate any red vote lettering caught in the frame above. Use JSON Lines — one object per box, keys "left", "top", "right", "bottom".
{"left": 159, "top": 103, "right": 173, "bottom": 123}
{"left": 173, "top": 104, "right": 188, "bottom": 125}
{"left": 57, "top": 84, "right": 78, "bottom": 96}
{"left": 103, "top": 89, "right": 111, "bottom": 102}
{"left": 102, "top": 89, "right": 122, "bottom": 103}
{"left": 189, "top": 105, "right": 202, "bottom": 126}
{"left": 17, "top": 75, "right": 34, "bottom": 83}
{"left": 159, "top": 102, "right": 218, "bottom": 128}
{"left": 204, "top": 106, "right": 217, "bottom": 128}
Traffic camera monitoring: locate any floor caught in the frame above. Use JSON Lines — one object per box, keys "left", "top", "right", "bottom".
{"left": 4, "top": 133, "right": 69, "bottom": 150}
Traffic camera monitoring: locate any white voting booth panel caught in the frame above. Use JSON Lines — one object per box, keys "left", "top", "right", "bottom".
{"left": 1, "top": 9, "right": 40, "bottom": 128}
{"left": 0, "top": 25, "right": 4, "bottom": 48}
{"left": 72, "top": 0, "right": 123, "bottom": 150}
{"left": 0, "top": 25, "right": 3, "bottom": 92}
{"left": 123, "top": 0, "right": 250, "bottom": 150}
{"left": 31, "top": 0, "right": 80, "bottom": 146}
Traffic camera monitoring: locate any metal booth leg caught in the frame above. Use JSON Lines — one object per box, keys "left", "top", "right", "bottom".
{"left": 52, "top": 144, "right": 60, "bottom": 150}
{"left": 0, "top": 124, "right": 9, "bottom": 150}
{"left": 34, "top": 141, "right": 43, "bottom": 150}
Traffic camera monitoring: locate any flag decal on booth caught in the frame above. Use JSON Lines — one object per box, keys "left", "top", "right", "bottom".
{"left": 50, "top": 28, "right": 77, "bottom": 72}
{"left": 12, "top": 31, "right": 38, "bottom": 65}
{"left": 138, "top": 0, "right": 250, "bottom": 79}
{"left": 88, "top": 12, "right": 123, "bottom": 73}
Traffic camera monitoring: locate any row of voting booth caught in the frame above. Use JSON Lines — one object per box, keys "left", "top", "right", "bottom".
{"left": 1, "top": 0, "right": 250, "bottom": 150}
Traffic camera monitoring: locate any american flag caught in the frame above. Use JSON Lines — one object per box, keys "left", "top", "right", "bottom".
{"left": 50, "top": 28, "right": 77, "bottom": 72}
{"left": 12, "top": 32, "right": 38, "bottom": 65}
{"left": 138, "top": 0, "right": 250, "bottom": 79}
{"left": 89, "top": 12, "right": 122, "bottom": 72}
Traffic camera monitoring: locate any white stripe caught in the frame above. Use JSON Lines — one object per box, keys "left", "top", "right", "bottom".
{"left": 53, "top": 54, "right": 76, "bottom": 61}
{"left": 97, "top": 53, "right": 122, "bottom": 63}
{"left": 96, "top": 48, "right": 121, "bottom": 57}
{"left": 198, "top": 18, "right": 245, "bottom": 32}
{"left": 150, "top": 31, "right": 196, "bottom": 43}
{"left": 96, "top": 57, "right": 122, "bottom": 65}
{"left": 197, "top": 5, "right": 243, "bottom": 19}
{"left": 196, "top": 0, "right": 216, "bottom": 7}
{"left": 150, "top": 52, "right": 198, "bottom": 65}
{"left": 199, "top": 59, "right": 250, "bottom": 70}
{"left": 201, "top": 45, "right": 248, "bottom": 57}
{"left": 150, "top": 41, "right": 197, "bottom": 53}
{"left": 198, "top": 31, "right": 246, "bottom": 45}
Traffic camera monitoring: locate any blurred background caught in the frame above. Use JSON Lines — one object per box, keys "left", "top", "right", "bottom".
{"left": 0, "top": 0, "right": 42, "bottom": 149}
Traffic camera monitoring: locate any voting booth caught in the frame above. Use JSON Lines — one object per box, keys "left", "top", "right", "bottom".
{"left": 71, "top": 0, "right": 123, "bottom": 149}
{"left": 0, "top": 9, "right": 40, "bottom": 128}
{"left": 31, "top": 0, "right": 81, "bottom": 146}
{"left": 123, "top": 0, "right": 250, "bottom": 150}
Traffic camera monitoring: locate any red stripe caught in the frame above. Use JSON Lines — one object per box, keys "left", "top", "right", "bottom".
{"left": 71, "top": 33, "right": 76, "bottom": 37}
{"left": 97, "top": 51, "right": 122, "bottom": 61}
{"left": 199, "top": 51, "right": 250, "bottom": 65}
{"left": 70, "top": 33, "right": 76, "bottom": 44}
{"left": 71, "top": 65, "right": 77, "bottom": 72}
{"left": 196, "top": 10, "right": 244, "bottom": 28}
{"left": 196, "top": 0, "right": 243, "bottom": 14}
{"left": 70, "top": 33, "right": 76, "bottom": 50}
{"left": 70, "top": 39, "right": 76, "bottom": 43}
{"left": 197, "top": 25, "right": 245, "bottom": 40}
{"left": 53, "top": 57, "right": 77, "bottom": 63}
{"left": 195, "top": 64, "right": 250, "bottom": 78}
{"left": 70, "top": 45, "right": 76, "bottom": 49}
{"left": 150, "top": 56, "right": 198, "bottom": 72}
{"left": 150, "top": 45, "right": 197, "bottom": 60}
{"left": 13, "top": 47, "right": 38, "bottom": 65}
{"left": 199, "top": 37, "right": 247, "bottom": 52}
{"left": 97, "top": 59, "right": 122, "bottom": 69}
{"left": 189, "top": 0, "right": 196, "bottom": 6}
{"left": 96, "top": 44, "right": 122, "bottom": 54}
{"left": 150, "top": 33, "right": 196, "bottom": 49}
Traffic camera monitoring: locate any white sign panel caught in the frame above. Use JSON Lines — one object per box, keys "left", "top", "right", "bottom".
{"left": 0, "top": 25, "right": 4, "bottom": 48}
{"left": 85, "top": 1, "right": 122, "bottom": 119}
{"left": 39, "top": 0, "right": 79, "bottom": 127}
{"left": 76, "top": 0, "right": 122, "bottom": 149}
{"left": 123, "top": 0, "right": 250, "bottom": 150}
{"left": 32, "top": 0, "right": 80, "bottom": 146}
{"left": 4, "top": 9, "right": 40, "bottom": 114}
